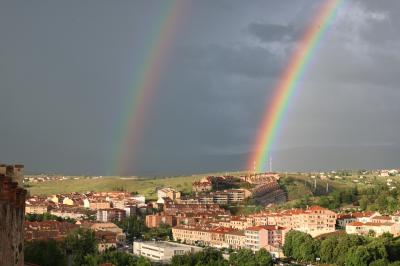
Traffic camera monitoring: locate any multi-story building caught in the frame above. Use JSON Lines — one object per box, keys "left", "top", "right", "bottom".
{"left": 212, "top": 191, "right": 229, "bottom": 205}
{"left": 224, "top": 230, "right": 245, "bottom": 250}
{"left": 97, "top": 208, "right": 126, "bottom": 222}
{"left": 146, "top": 213, "right": 176, "bottom": 228}
{"left": 25, "top": 203, "right": 49, "bottom": 214}
{"left": 50, "top": 205, "right": 90, "bottom": 220}
{"left": 88, "top": 199, "right": 111, "bottom": 210}
{"left": 172, "top": 226, "right": 215, "bottom": 246}
{"left": 124, "top": 205, "right": 137, "bottom": 217}
{"left": 337, "top": 212, "right": 381, "bottom": 229}
{"left": 198, "top": 194, "right": 214, "bottom": 204}
{"left": 346, "top": 221, "right": 400, "bottom": 237}
{"left": 244, "top": 225, "right": 286, "bottom": 253}
{"left": 133, "top": 241, "right": 202, "bottom": 263}
{"left": 157, "top": 188, "right": 181, "bottom": 201}
{"left": 251, "top": 206, "right": 337, "bottom": 237}
{"left": 25, "top": 221, "right": 78, "bottom": 241}
{"left": 226, "top": 189, "right": 252, "bottom": 204}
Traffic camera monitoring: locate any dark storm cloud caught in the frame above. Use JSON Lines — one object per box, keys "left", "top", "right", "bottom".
{"left": 176, "top": 44, "right": 283, "bottom": 79}
{"left": 0, "top": 0, "right": 399, "bottom": 175}
{"left": 247, "top": 22, "right": 298, "bottom": 42}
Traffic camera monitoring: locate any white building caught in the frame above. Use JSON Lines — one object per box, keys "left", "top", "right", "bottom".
{"left": 133, "top": 241, "right": 202, "bottom": 263}
{"left": 157, "top": 188, "right": 181, "bottom": 201}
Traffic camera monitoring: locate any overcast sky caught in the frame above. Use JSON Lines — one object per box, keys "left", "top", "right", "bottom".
{"left": 1, "top": 0, "right": 399, "bottom": 175}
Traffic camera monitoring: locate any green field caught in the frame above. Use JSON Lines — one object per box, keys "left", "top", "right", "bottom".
{"left": 26, "top": 171, "right": 248, "bottom": 199}
{"left": 27, "top": 170, "right": 392, "bottom": 204}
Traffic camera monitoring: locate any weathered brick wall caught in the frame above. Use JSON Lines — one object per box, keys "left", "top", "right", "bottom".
{"left": 0, "top": 166, "right": 27, "bottom": 266}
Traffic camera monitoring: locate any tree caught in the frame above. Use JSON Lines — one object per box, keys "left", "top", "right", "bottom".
{"left": 25, "top": 240, "right": 66, "bottom": 266}
{"left": 172, "top": 248, "right": 227, "bottom": 266}
{"left": 370, "top": 259, "right": 390, "bottom": 266}
{"left": 333, "top": 234, "right": 367, "bottom": 265}
{"left": 83, "top": 250, "right": 151, "bottom": 266}
{"left": 359, "top": 196, "right": 369, "bottom": 210}
{"left": 143, "top": 222, "right": 172, "bottom": 241}
{"left": 229, "top": 248, "right": 257, "bottom": 266}
{"left": 255, "top": 248, "right": 273, "bottom": 266}
{"left": 117, "top": 215, "right": 148, "bottom": 243}
{"left": 64, "top": 228, "right": 97, "bottom": 266}
{"left": 319, "top": 236, "right": 338, "bottom": 263}
{"left": 345, "top": 246, "right": 373, "bottom": 266}
{"left": 283, "top": 231, "right": 319, "bottom": 263}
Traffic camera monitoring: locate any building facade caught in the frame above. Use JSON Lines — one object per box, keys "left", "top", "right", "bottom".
{"left": 0, "top": 164, "right": 27, "bottom": 266}
{"left": 133, "top": 241, "right": 202, "bottom": 262}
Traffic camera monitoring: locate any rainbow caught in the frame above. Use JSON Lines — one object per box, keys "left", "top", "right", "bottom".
{"left": 115, "top": 0, "right": 187, "bottom": 175}
{"left": 249, "top": 0, "right": 342, "bottom": 172}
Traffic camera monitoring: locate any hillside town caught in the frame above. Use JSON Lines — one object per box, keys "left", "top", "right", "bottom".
{"left": 18, "top": 166, "right": 400, "bottom": 264}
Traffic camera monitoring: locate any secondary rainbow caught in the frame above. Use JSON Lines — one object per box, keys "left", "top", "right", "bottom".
{"left": 115, "top": 0, "right": 187, "bottom": 175}
{"left": 249, "top": 0, "right": 342, "bottom": 172}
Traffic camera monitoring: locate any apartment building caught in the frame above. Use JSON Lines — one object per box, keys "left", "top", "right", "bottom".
{"left": 97, "top": 208, "right": 126, "bottom": 222}
{"left": 226, "top": 189, "right": 252, "bottom": 203}
{"left": 346, "top": 221, "right": 400, "bottom": 237}
{"left": 244, "top": 225, "right": 285, "bottom": 252}
{"left": 212, "top": 192, "right": 229, "bottom": 205}
{"left": 25, "top": 204, "right": 49, "bottom": 215}
{"left": 197, "top": 189, "right": 251, "bottom": 205}
{"left": 172, "top": 226, "right": 214, "bottom": 246}
{"left": 336, "top": 211, "right": 382, "bottom": 229}
{"left": 157, "top": 188, "right": 181, "bottom": 201}
{"left": 88, "top": 199, "right": 111, "bottom": 210}
{"left": 25, "top": 221, "right": 78, "bottom": 241}
{"left": 251, "top": 206, "right": 337, "bottom": 237}
{"left": 146, "top": 213, "right": 176, "bottom": 228}
{"left": 50, "top": 205, "right": 90, "bottom": 220}
{"left": 172, "top": 225, "right": 249, "bottom": 250}
{"left": 198, "top": 194, "right": 214, "bottom": 204}
{"left": 224, "top": 230, "right": 245, "bottom": 250}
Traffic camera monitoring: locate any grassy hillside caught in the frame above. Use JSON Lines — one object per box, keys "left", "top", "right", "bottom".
{"left": 26, "top": 171, "right": 248, "bottom": 199}
{"left": 27, "top": 170, "right": 390, "bottom": 206}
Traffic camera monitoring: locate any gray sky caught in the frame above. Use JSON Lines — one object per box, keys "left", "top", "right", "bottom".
{"left": 1, "top": 0, "right": 399, "bottom": 175}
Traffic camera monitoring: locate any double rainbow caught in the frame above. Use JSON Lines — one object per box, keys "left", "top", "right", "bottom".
{"left": 249, "top": 0, "right": 342, "bottom": 172}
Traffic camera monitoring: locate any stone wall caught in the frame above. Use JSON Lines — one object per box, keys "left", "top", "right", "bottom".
{"left": 0, "top": 165, "right": 27, "bottom": 266}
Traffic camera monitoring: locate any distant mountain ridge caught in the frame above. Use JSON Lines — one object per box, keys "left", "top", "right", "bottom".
{"left": 133, "top": 144, "right": 400, "bottom": 176}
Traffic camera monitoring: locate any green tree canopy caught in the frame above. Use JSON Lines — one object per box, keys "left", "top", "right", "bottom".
{"left": 25, "top": 239, "right": 66, "bottom": 266}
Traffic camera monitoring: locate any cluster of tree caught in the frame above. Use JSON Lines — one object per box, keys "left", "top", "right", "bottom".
{"left": 25, "top": 213, "right": 76, "bottom": 223}
{"left": 358, "top": 184, "right": 399, "bottom": 213}
{"left": 292, "top": 181, "right": 400, "bottom": 214}
{"left": 116, "top": 215, "right": 173, "bottom": 243}
{"left": 229, "top": 248, "right": 273, "bottom": 266}
{"left": 24, "top": 228, "right": 152, "bottom": 266}
{"left": 283, "top": 230, "right": 400, "bottom": 266}
{"left": 81, "top": 250, "right": 151, "bottom": 266}
{"left": 25, "top": 239, "right": 66, "bottom": 266}
{"left": 316, "top": 187, "right": 358, "bottom": 209}
{"left": 171, "top": 247, "right": 273, "bottom": 266}
{"left": 143, "top": 222, "right": 173, "bottom": 241}
{"left": 171, "top": 248, "right": 228, "bottom": 266}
